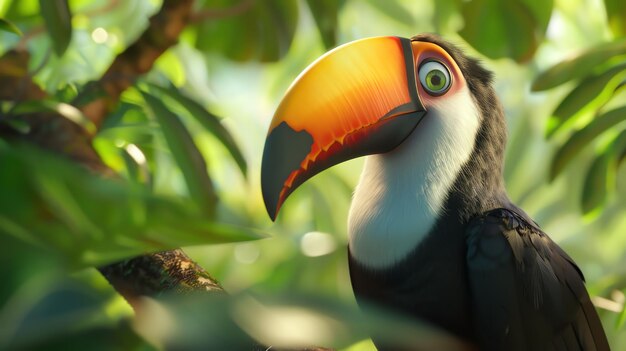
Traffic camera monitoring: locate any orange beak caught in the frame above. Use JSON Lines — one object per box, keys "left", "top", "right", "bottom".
{"left": 262, "top": 36, "right": 425, "bottom": 220}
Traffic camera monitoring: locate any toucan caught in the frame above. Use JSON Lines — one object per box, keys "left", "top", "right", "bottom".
{"left": 260, "top": 34, "right": 610, "bottom": 350}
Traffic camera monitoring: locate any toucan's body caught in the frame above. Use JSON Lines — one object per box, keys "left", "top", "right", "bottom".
{"left": 261, "top": 34, "right": 609, "bottom": 350}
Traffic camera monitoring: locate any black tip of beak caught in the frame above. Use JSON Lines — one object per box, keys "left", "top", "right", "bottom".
{"left": 261, "top": 122, "right": 314, "bottom": 221}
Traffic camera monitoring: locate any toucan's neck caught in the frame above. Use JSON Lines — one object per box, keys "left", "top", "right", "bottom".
{"left": 450, "top": 91, "right": 510, "bottom": 220}
{"left": 348, "top": 87, "right": 509, "bottom": 269}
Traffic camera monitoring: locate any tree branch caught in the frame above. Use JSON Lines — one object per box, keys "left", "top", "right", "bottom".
{"left": 98, "top": 249, "right": 225, "bottom": 306}
{"left": 78, "top": 0, "right": 195, "bottom": 128}
{"left": 0, "top": 1, "right": 334, "bottom": 349}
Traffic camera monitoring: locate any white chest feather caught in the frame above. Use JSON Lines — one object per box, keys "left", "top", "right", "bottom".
{"left": 347, "top": 89, "right": 481, "bottom": 269}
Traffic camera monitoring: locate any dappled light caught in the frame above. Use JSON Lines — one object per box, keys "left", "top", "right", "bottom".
{"left": 0, "top": 0, "right": 625, "bottom": 350}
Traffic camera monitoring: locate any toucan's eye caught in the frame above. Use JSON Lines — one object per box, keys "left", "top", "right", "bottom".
{"left": 418, "top": 60, "right": 451, "bottom": 96}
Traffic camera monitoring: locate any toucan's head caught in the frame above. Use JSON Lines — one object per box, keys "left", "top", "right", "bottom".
{"left": 261, "top": 34, "right": 505, "bottom": 221}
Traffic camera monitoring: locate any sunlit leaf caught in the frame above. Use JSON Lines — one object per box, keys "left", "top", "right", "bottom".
{"left": 522, "top": 0, "right": 553, "bottom": 35}
{"left": 120, "top": 144, "right": 151, "bottom": 187}
{"left": 155, "top": 50, "right": 186, "bottom": 87}
{"left": 582, "top": 152, "right": 610, "bottom": 214}
{"left": 532, "top": 39, "right": 626, "bottom": 91}
{"left": 305, "top": 0, "right": 344, "bottom": 49}
{"left": 148, "top": 83, "right": 248, "bottom": 176}
{"left": 38, "top": 0, "right": 72, "bottom": 56}
{"left": 550, "top": 106, "right": 626, "bottom": 180}
{"left": 141, "top": 91, "right": 217, "bottom": 215}
{"left": 459, "top": 0, "right": 550, "bottom": 62}
{"left": 364, "top": 0, "right": 413, "bottom": 27}
{"left": 582, "top": 130, "right": 626, "bottom": 213}
{"left": 545, "top": 63, "right": 626, "bottom": 137}
{"left": 54, "top": 82, "right": 79, "bottom": 102}
{"left": 605, "top": 0, "right": 626, "bottom": 37}
{"left": 433, "top": 0, "right": 460, "bottom": 32}
{"left": 195, "top": 0, "right": 298, "bottom": 62}
{"left": 0, "top": 17, "right": 22, "bottom": 36}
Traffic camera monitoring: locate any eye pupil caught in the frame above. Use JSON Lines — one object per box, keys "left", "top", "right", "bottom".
{"left": 426, "top": 70, "right": 447, "bottom": 91}
{"left": 418, "top": 60, "right": 452, "bottom": 96}
{"left": 430, "top": 74, "right": 441, "bottom": 87}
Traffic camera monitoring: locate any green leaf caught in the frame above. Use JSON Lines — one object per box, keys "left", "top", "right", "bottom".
{"left": 5, "top": 0, "right": 39, "bottom": 22}
{"left": 305, "top": 0, "right": 344, "bottom": 49}
{"left": 0, "top": 118, "right": 30, "bottom": 134}
{"left": 7, "top": 281, "right": 107, "bottom": 348}
{"left": 550, "top": 106, "right": 626, "bottom": 180}
{"left": 0, "top": 17, "right": 22, "bottom": 36}
{"left": 0, "top": 275, "right": 153, "bottom": 350}
{"left": 532, "top": 39, "right": 626, "bottom": 91}
{"left": 10, "top": 100, "right": 97, "bottom": 136}
{"left": 0, "top": 144, "right": 264, "bottom": 267}
{"left": 459, "top": 0, "right": 551, "bottom": 62}
{"left": 579, "top": 126, "right": 626, "bottom": 215}
{"left": 521, "top": 0, "right": 553, "bottom": 35}
{"left": 149, "top": 83, "right": 248, "bottom": 176}
{"left": 617, "top": 288, "right": 626, "bottom": 329}
{"left": 582, "top": 152, "right": 610, "bottom": 214}
{"left": 195, "top": 0, "right": 298, "bottom": 62}
{"left": 611, "top": 129, "right": 626, "bottom": 169}
{"left": 154, "top": 50, "right": 186, "bottom": 87}
{"left": 433, "top": 0, "right": 461, "bottom": 32}
{"left": 259, "top": 0, "right": 298, "bottom": 62}
{"left": 364, "top": 0, "right": 414, "bottom": 27}
{"left": 38, "top": 0, "right": 72, "bottom": 56}
{"left": 605, "top": 0, "right": 626, "bottom": 37}
{"left": 546, "top": 63, "right": 626, "bottom": 137}
{"left": 141, "top": 91, "right": 217, "bottom": 215}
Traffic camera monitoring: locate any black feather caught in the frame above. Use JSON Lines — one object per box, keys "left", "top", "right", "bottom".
{"left": 466, "top": 208, "right": 610, "bottom": 351}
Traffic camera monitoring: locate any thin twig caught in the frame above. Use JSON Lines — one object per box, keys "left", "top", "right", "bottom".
{"left": 77, "top": 0, "right": 195, "bottom": 128}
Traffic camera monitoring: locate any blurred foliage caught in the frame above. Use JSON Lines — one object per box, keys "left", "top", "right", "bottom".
{"left": 0, "top": 0, "right": 625, "bottom": 350}
{"left": 38, "top": 0, "right": 72, "bottom": 56}
{"left": 133, "top": 292, "right": 467, "bottom": 351}
{"left": 0, "top": 141, "right": 263, "bottom": 268}
{"left": 533, "top": 36, "right": 626, "bottom": 214}
{"left": 195, "top": 0, "right": 300, "bottom": 62}
{"left": 0, "top": 17, "right": 21, "bottom": 35}
{"left": 458, "top": 0, "right": 553, "bottom": 62}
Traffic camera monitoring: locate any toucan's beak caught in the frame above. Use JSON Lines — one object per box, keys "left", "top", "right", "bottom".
{"left": 262, "top": 36, "right": 425, "bottom": 220}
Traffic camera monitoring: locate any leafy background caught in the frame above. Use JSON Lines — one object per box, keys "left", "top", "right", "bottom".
{"left": 0, "top": 0, "right": 625, "bottom": 349}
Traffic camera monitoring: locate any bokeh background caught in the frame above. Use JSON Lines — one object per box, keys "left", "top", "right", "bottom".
{"left": 1, "top": 0, "right": 625, "bottom": 350}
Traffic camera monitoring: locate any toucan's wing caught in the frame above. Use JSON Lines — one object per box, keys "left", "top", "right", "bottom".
{"left": 465, "top": 208, "right": 609, "bottom": 351}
